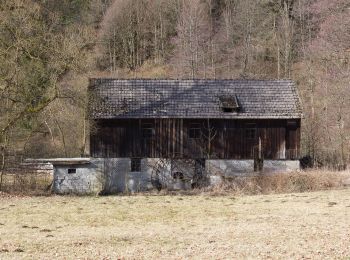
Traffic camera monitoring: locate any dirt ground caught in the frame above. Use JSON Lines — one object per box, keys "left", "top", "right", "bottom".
{"left": 1, "top": 189, "right": 350, "bottom": 259}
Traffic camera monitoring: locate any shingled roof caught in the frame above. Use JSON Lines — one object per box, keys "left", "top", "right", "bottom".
{"left": 88, "top": 79, "right": 302, "bottom": 119}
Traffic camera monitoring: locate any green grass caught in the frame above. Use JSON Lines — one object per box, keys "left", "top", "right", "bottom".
{"left": 1, "top": 189, "right": 350, "bottom": 259}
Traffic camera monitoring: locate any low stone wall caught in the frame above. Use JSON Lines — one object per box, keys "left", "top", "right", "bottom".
{"left": 143, "top": 158, "right": 192, "bottom": 191}
{"left": 53, "top": 158, "right": 300, "bottom": 194}
{"left": 206, "top": 159, "right": 300, "bottom": 178}
{"left": 101, "top": 158, "right": 129, "bottom": 193}
{"left": 53, "top": 158, "right": 170, "bottom": 194}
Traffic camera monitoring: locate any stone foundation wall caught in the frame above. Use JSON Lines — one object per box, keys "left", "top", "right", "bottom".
{"left": 206, "top": 160, "right": 300, "bottom": 178}
{"left": 53, "top": 158, "right": 300, "bottom": 194}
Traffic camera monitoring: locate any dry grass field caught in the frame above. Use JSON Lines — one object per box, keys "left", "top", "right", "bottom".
{"left": 1, "top": 188, "right": 350, "bottom": 259}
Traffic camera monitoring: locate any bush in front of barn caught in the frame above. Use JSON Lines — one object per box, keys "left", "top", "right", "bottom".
{"left": 203, "top": 170, "right": 350, "bottom": 196}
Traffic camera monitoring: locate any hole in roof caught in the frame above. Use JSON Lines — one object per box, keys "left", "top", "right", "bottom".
{"left": 219, "top": 95, "right": 240, "bottom": 112}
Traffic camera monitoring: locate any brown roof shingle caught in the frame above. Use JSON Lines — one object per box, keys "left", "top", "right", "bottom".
{"left": 88, "top": 79, "right": 302, "bottom": 119}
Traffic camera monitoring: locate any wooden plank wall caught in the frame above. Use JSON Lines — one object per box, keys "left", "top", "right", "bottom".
{"left": 90, "top": 119, "right": 301, "bottom": 160}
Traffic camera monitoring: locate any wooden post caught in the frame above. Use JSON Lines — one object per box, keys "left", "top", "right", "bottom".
{"left": 254, "top": 137, "right": 264, "bottom": 172}
{"left": 259, "top": 136, "right": 262, "bottom": 159}
{"left": 180, "top": 119, "right": 183, "bottom": 157}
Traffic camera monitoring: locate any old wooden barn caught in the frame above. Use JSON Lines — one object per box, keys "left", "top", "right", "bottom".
{"left": 50, "top": 78, "right": 302, "bottom": 194}
{"left": 89, "top": 79, "right": 302, "bottom": 161}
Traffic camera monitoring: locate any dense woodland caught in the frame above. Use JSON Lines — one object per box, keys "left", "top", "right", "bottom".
{"left": 0, "top": 0, "right": 349, "bottom": 172}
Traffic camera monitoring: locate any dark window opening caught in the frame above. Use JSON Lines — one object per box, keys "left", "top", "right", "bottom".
{"left": 142, "top": 123, "right": 154, "bottom": 139}
{"left": 68, "top": 168, "right": 76, "bottom": 174}
{"left": 189, "top": 124, "right": 201, "bottom": 139}
{"left": 219, "top": 95, "right": 240, "bottom": 112}
{"left": 172, "top": 171, "right": 184, "bottom": 180}
{"left": 222, "top": 107, "right": 234, "bottom": 113}
{"left": 131, "top": 158, "right": 141, "bottom": 172}
{"left": 245, "top": 124, "right": 257, "bottom": 140}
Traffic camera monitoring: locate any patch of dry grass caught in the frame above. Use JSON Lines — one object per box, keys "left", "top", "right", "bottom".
{"left": 206, "top": 169, "right": 350, "bottom": 196}
{"left": 0, "top": 173, "right": 52, "bottom": 196}
{"left": 1, "top": 188, "right": 350, "bottom": 259}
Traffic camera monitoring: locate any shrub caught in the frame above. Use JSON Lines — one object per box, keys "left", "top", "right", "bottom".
{"left": 205, "top": 170, "right": 349, "bottom": 196}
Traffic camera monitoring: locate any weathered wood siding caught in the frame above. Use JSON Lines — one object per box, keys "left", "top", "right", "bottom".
{"left": 90, "top": 119, "right": 300, "bottom": 160}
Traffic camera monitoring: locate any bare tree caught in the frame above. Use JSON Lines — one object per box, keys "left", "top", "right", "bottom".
{"left": 172, "top": 0, "right": 212, "bottom": 78}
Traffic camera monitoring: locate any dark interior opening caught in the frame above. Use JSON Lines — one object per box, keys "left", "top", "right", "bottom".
{"left": 189, "top": 124, "right": 201, "bottom": 139}
{"left": 131, "top": 158, "right": 141, "bottom": 172}
{"left": 141, "top": 123, "right": 154, "bottom": 139}
{"left": 245, "top": 124, "right": 257, "bottom": 140}
{"left": 222, "top": 107, "right": 234, "bottom": 113}
{"left": 68, "top": 168, "right": 76, "bottom": 174}
{"left": 172, "top": 171, "right": 184, "bottom": 180}
{"left": 219, "top": 95, "right": 240, "bottom": 113}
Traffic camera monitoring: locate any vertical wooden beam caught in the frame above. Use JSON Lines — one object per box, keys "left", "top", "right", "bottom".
{"left": 167, "top": 119, "right": 171, "bottom": 158}
{"left": 180, "top": 119, "right": 183, "bottom": 157}
{"left": 138, "top": 119, "right": 141, "bottom": 157}
{"left": 172, "top": 119, "right": 176, "bottom": 158}
{"left": 296, "top": 121, "right": 301, "bottom": 158}
{"left": 159, "top": 119, "right": 162, "bottom": 157}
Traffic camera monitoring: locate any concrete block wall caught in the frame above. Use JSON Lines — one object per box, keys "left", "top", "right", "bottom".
{"left": 206, "top": 159, "right": 300, "bottom": 178}
{"left": 105, "top": 158, "right": 177, "bottom": 193}
{"left": 102, "top": 158, "right": 130, "bottom": 193}
{"left": 53, "top": 158, "right": 300, "bottom": 194}
{"left": 53, "top": 158, "right": 166, "bottom": 194}
{"left": 53, "top": 159, "right": 104, "bottom": 194}
{"left": 143, "top": 158, "right": 192, "bottom": 191}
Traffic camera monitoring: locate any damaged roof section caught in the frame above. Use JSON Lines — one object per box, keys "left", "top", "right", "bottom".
{"left": 88, "top": 79, "right": 302, "bottom": 119}
{"left": 219, "top": 95, "right": 240, "bottom": 112}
